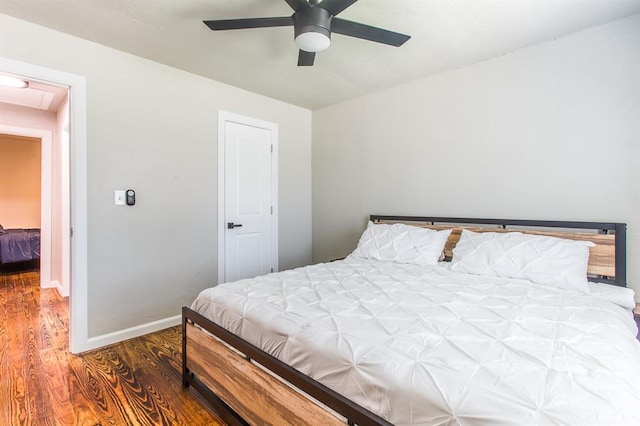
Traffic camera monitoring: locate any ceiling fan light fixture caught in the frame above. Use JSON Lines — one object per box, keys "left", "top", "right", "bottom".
{"left": 295, "top": 30, "right": 331, "bottom": 52}
{"left": 0, "top": 75, "right": 29, "bottom": 89}
{"left": 293, "top": 6, "right": 332, "bottom": 53}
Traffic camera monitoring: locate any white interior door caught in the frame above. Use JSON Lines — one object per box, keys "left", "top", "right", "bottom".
{"left": 219, "top": 112, "right": 278, "bottom": 283}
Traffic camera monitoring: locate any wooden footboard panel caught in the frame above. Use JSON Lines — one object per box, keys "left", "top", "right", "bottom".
{"left": 186, "top": 321, "right": 344, "bottom": 425}
{"left": 182, "top": 307, "right": 391, "bottom": 426}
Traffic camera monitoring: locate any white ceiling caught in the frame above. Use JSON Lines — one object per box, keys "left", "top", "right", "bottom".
{"left": 1, "top": 0, "right": 639, "bottom": 109}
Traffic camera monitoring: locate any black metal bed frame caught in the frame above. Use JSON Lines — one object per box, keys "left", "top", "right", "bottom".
{"left": 182, "top": 215, "right": 627, "bottom": 425}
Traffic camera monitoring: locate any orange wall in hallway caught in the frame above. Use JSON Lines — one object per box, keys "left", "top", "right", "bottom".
{"left": 0, "top": 133, "right": 41, "bottom": 228}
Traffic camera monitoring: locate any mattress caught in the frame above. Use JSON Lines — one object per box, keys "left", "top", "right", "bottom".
{"left": 191, "top": 257, "right": 640, "bottom": 425}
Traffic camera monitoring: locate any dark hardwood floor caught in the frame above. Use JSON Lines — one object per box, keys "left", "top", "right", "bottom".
{"left": 0, "top": 265, "right": 224, "bottom": 425}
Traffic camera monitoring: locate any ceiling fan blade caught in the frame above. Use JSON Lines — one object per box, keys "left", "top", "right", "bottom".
{"left": 284, "top": 0, "right": 311, "bottom": 12}
{"left": 204, "top": 17, "right": 293, "bottom": 31}
{"left": 298, "top": 50, "right": 316, "bottom": 66}
{"left": 317, "top": 0, "right": 358, "bottom": 16}
{"left": 332, "top": 18, "right": 410, "bottom": 46}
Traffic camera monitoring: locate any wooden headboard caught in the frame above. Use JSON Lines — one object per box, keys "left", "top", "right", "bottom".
{"left": 370, "top": 215, "right": 627, "bottom": 287}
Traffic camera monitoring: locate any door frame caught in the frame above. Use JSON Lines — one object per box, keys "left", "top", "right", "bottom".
{"left": 0, "top": 125, "right": 52, "bottom": 290}
{"left": 217, "top": 111, "right": 278, "bottom": 285}
{"left": 0, "top": 56, "right": 88, "bottom": 354}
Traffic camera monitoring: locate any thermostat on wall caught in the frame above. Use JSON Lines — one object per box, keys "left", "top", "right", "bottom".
{"left": 126, "top": 189, "right": 135, "bottom": 206}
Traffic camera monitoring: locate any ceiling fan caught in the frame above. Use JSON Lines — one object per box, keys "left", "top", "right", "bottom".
{"left": 203, "top": 0, "right": 411, "bottom": 66}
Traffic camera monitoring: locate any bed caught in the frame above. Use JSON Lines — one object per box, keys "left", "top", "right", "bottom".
{"left": 182, "top": 216, "right": 640, "bottom": 425}
{"left": 0, "top": 225, "right": 40, "bottom": 264}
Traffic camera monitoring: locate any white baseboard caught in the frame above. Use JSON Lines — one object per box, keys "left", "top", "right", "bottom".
{"left": 84, "top": 314, "right": 182, "bottom": 352}
{"left": 42, "top": 279, "right": 63, "bottom": 294}
{"left": 41, "top": 279, "right": 57, "bottom": 288}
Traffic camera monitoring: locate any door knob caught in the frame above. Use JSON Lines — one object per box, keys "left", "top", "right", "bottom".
{"left": 227, "top": 222, "right": 243, "bottom": 229}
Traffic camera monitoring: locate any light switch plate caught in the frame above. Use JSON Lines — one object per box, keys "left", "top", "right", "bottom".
{"left": 114, "top": 190, "right": 126, "bottom": 206}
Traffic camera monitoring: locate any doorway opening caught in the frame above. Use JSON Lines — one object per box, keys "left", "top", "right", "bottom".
{"left": 0, "top": 95, "right": 67, "bottom": 292}
{"left": 0, "top": 57, "right": 88, "bottom": 354}
{"left": 0, "top": 130, "right": 49, "bottom": 283}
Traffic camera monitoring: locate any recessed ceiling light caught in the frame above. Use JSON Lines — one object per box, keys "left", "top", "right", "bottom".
{"left": 0, "top": 75, "right": 29, "bottom": 89}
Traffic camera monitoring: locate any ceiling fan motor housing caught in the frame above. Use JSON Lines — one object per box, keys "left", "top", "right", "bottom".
{"left": 294, "top": 6, "right": 332, "bottom": 42}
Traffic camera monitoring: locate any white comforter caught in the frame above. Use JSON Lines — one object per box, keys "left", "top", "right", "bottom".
{"left": 191, "top": 257, "right": 640, "bottom": 425}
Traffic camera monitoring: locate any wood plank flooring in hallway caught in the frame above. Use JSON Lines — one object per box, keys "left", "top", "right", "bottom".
{"left": 0, "top": 265, "right": 224, "bottom": 425}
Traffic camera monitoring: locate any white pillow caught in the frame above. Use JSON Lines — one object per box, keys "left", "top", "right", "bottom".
{"left": 450, "top": 229, "right": 594, "bottom": 292}
{"left": 350, "top": 222, "right": 451, "bottom": 266}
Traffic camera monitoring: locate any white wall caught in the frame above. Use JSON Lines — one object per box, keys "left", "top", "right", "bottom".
{"left": 313, "top": 15, "right": 640, "bottom": 296}
{"left": 0, "top": 14, "right": 312, "bottom": 338}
